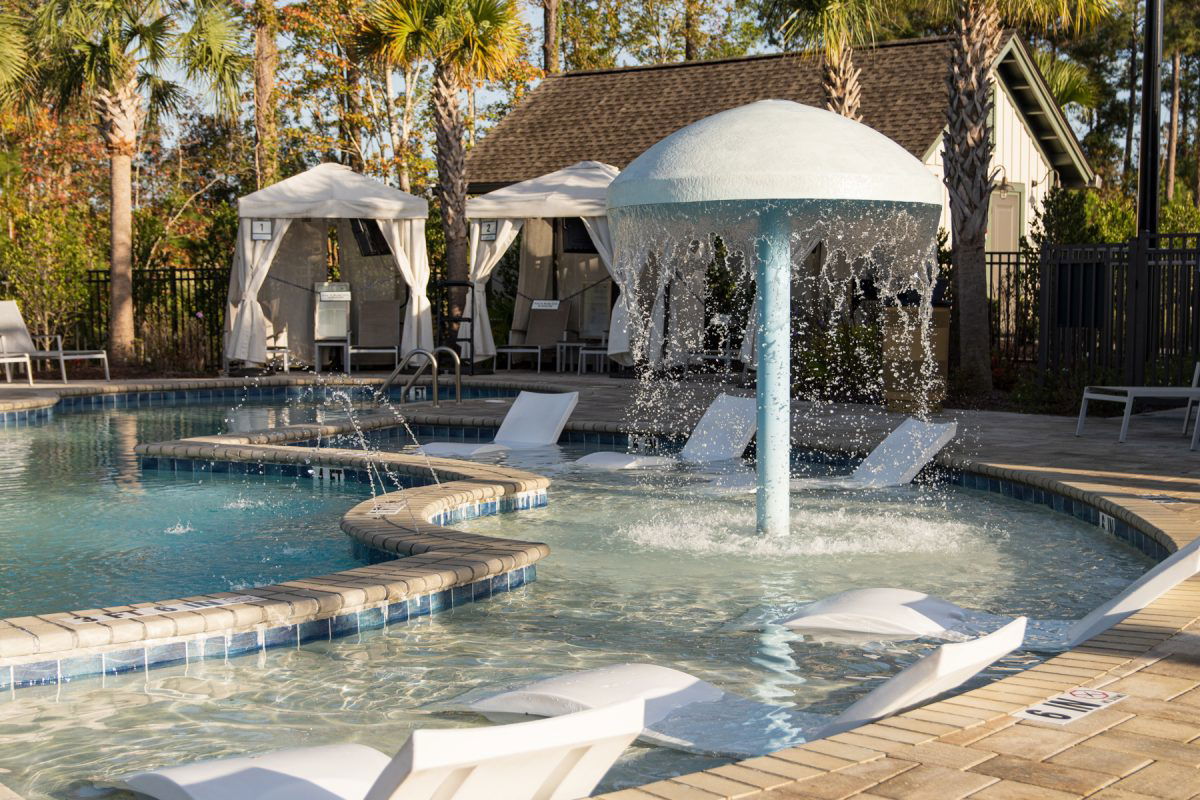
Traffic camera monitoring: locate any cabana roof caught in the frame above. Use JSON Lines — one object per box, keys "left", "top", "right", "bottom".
{"left": 466, "top": 161, "right": 619, "bottom": 219}
{"left": 239, "top": 163, "right": 428, "bottom": 219}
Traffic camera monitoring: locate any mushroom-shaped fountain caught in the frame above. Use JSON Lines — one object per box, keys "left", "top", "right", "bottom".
{"left": 607, "top": 100, "right": 944, "bottom": 535}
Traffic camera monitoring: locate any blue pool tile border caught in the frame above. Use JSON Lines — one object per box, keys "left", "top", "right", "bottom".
{"left": 2, "top": 565, "right": 536, "bottom": 692}
{"left": 0, "top": 383, "right": 521, "bottom": 427}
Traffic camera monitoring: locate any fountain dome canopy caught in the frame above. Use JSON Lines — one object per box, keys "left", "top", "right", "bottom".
{"left": 607, "top": 100, "right": 943, "bottom": 210}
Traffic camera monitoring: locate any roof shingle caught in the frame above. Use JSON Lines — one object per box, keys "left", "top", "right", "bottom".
{"left": 467, "top": 37, "right": 955, "bottom": 191}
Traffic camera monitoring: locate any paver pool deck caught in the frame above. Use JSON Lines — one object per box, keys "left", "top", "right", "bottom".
{"left": 1, "top": 371, "right": 1199, "bottom": 800}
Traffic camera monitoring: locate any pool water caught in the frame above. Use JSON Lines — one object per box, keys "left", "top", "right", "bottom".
{"left": 0, "top": 413, "right": 1154, "bottom": 799}
{"left": 0, "top": 402, "right": 375, "bottom": 618}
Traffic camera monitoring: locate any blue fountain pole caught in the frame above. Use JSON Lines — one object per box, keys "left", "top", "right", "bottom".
{"left": 755, "top": 205, "right": 791, "bottom": 535}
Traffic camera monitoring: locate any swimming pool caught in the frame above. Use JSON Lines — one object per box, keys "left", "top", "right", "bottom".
{"left": 0, "top": 401, "right": 1153, "bottom": 799}
{"left": 0, "top": 400, "right": 376, "bottom": 618}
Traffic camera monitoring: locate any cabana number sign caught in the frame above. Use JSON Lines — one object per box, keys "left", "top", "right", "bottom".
{"left": 479, "top": 220, "right": 498, "bottom": 241}
{"left": 251, "top": 219, "right": 273, "bottom": 240}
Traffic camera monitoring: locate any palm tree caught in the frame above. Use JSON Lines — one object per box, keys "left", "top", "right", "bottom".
{"left": 941, "top": 0, "right": 1109, "bottom": 397}
{"left": 782, "top": 0, "right": 884, "bottom": 121}
{"left": 29, "top": 0, "right": 246, "bottom": 364}
{"left": 360, "top": 0, "right": 434, "bottom": 191}
{"left": 1031, "top": 48, "right": 1097, "bottom": 111}
{"left": 363, "top": 0, "right": 523, "bottom": 323}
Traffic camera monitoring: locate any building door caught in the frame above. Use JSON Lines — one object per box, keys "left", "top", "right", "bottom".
{"left": 986, "top": 189, "right": 1022, "bottom": 252}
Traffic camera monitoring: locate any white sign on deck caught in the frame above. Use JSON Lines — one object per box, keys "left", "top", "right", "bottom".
{"left": 63, "top": 595, "right": 265, "bottom": 624}
{"left": 1013, "top": 687, "right": 1127, "bottom": 725}
{"left": 531, "top": 300, "right": 560, "bottom": 310}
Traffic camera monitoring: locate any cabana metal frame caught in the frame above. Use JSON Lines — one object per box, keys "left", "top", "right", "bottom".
{"left": 223, "top": 163, "right": 432, "bottom": 370}
{"left": 463, "top": 161, "right": 632, "bottom": 366}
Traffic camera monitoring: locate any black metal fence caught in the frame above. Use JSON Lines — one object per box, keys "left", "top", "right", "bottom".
{"left": 985, "top": 251, "right": 1038, "bottom": 367}
{"left": 81, "top": 268, "right": 228, "bottom": 369}
{"left": 1038, "top": 233, "right": 1200, "bottom": 386}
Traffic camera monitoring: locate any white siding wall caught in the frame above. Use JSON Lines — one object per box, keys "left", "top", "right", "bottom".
{"left": 923, "top": 82, "right": 1058, "bottom": 250}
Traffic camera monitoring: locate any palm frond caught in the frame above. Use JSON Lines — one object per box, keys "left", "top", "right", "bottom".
{"left": 0, "top": 14, "right": 30, "bottom": 105}
{"left": 179, "top": 0, "right": 248, "bottom": 118}
{"left": 992, "top": 0, "right": 1113, "bottom": 33}
{"left": 1031, "top": 47, "right": 1098, "bottom": 110}
{"left": 438, "top": 0, "right": 524, "bottom": 85}
{"left": 781, "top": 0, "right": 885, "bottom": 61}
{"left": 140, "top": 71, "right": 184, "bottom": 121}
{"left": 360, "top": 0, "right": 437, "bottom": 68}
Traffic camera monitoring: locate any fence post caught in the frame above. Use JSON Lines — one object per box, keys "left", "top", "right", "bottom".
{"left": 1125, "top": 232, "right": 1150, "bottom": 385}
{"left": 1037, "top": 244, "right": 1051, "bottom": 377}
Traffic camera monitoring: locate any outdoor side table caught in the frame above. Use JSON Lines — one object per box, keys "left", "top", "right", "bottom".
{"left": 315, "top": 339, "right": 349, "bottom": 373}
{"left": 556, "top": 341, "right": 585, "bottom": 373}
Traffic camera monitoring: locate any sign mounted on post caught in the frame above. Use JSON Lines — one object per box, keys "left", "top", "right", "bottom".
{"left": 479, "top": 220, "right": 498, "bottom": 242}
{"left": 251, "top": 219, "right": 273, "bottom": 240}
{"left": 1013, "top": 687, "right": 1128, "bottom": 725}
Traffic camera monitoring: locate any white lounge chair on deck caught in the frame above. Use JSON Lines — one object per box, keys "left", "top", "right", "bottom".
{"left": 111, "top": 700, "right": 643, "bottom": 800}
{"left": 0, "top": 300, "right": 110, "bottom": 382}
{"left": 458, "top": 618, "right": 1025, "bottom": 758}
{"left": 1077, "top": 363, "right": 1200, "bottom": 449}
{"left": 416, "top": 391, "right": 579, "bottom": 458}
{"left": 575, "top": 393, "right": 757, "bottom": 470}
{"left": 779, "top": 535, "right": 1200, "bottom": 649}
{"left": 712, "top": 417, "right": 957, "bottom": 493}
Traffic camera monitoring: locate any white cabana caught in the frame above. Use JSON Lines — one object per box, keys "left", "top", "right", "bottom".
{"left": 224, "top": 163, "right": 431, "bottom": 367}
{"left": 463, "top": 161, "right": 631, "bottom": 364}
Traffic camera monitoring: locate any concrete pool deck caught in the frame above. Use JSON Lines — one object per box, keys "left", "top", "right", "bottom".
{"left": 0, "top": 372, "right": 1198, "bottom": 800}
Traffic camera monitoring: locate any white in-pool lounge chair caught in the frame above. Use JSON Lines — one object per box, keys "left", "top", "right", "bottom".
{"left": 1076, "top": 362, "right": 1200, "bottom": 449}
{"left": 712, "top": 417, "right": 957, "bottom": 493}
{"left": 111, "top": 699, "right": 643, "bottom": 800}
{"left": 0, "top": 300, "right": 110, "bottom": 382}
{"left": 416, "top": 391, "right": 579, "bottom": 458}
{"left": 778, "top": 535, "right": 1200, "bottom": 649}
{"left": 574, "top": 393, "right": 757, "bottom": 470}
{"left": 457, "top": 617, "right": 1025, "bottom": 758}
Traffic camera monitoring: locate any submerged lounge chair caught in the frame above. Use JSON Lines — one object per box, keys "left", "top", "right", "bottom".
{"left": 111, "top": 700, "right": 643, "bottom": 800}
{"left": 459, "top": 618, "right": 1025, "bottom": 758}
{"left": 416, "top": 391, "right": 579, "bottom": 458}
{"left": 713, "top": 417, "right": 957, "bottom": 492}
{"left": 575, "top": 393, "right": 757, "bottom": 470}
{"left": 0, "top": 300, "right": 110, "bottom": 382}
{"left": 779, "top": 535, "right": 1200, "bottom": 649}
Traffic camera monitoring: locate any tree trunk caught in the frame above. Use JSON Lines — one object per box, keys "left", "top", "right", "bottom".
{"left": 823, "top": 39, "right": 862, "bottom": 121}
{"left": 684, "top": 0, "right": 699, "bottom": 61}
{"left": 253, "top": 0, "right": 279, "bottom": 189}
{"left": 399, "top": 65, "right": 417, "bottom": 193}
{"left": 543, "top": 0, "right": 559, "bottom": 73}
{"left": 384, "top": 69, "right": 402, "bottom": 187}
{"left": 94, "top": 77, "right": 144, "bottom": 365}
{"left": 943, "top": 0, "right": 1002, "bottom": 398}
{"left": 432, "top": 65, "right": 469, "bottom": 328}
{"left": 1123, "top": 13, "right": 1138, "bottom": 180}
{"left": 1166, "top": 49, "right": 1180, "bottom": 202}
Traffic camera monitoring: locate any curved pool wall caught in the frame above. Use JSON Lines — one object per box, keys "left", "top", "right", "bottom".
{"left": 0, "top": 378, "right": 563, "bottom": 690}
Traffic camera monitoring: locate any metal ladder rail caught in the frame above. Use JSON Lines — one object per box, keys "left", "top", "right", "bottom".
{"left": 432, "top": 346, "right": 462, "bottom": 404}
{"left": 380, "top": 349, "right": 440, "bottom": 406}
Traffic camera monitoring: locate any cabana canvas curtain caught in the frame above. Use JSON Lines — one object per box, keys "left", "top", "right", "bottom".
{"left": 378, "top": 218, "right": 434, "bottom": 354}
{"left": 463, "top": 218, "right": 523, "bottom": 361}
{"left": 226, "top": 217, "right": 293, "bottom": 364}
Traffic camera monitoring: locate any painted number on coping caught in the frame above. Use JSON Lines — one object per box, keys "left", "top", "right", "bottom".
{"left": 63, "top": 595, "right": 265, "bottom": 624}
{"left": 1012, "top": 688, "right": 1127, "bottom": 725}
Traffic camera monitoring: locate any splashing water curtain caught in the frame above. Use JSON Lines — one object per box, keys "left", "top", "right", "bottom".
{"left": 607, "top": 100, "right": 944, "bottom": 534}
